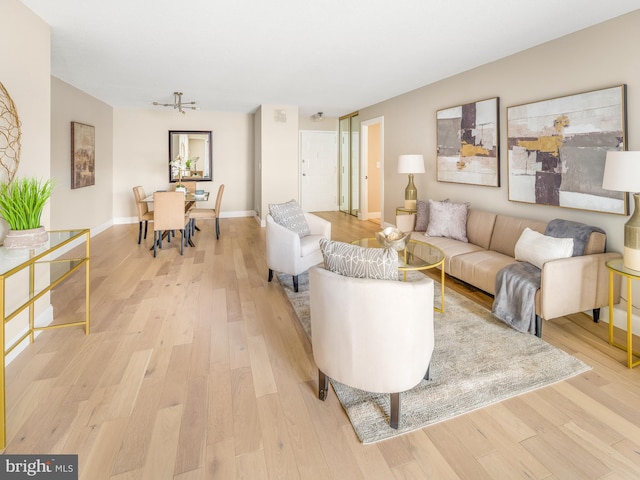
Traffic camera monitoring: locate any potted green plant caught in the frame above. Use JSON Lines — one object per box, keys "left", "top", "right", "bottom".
{"left": 0, "top": 177, "right": 55, "bottom": 249}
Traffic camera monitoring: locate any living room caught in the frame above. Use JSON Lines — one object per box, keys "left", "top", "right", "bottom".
{"left": 2, "top": 1, "right": 640, "bottom": 477}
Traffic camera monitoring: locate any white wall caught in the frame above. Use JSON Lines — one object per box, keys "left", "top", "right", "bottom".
{"left": 112, "top": 109, "right": 254, "bottom": 222}
{"left": 51, "top": 77, "right": 114, "bottom": 232}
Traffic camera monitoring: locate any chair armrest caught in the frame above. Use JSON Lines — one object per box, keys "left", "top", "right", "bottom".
{"left": 539, "top": 252, "right": 622, "bottom": 320}
{"left": 305, "top": 212, "right": 331, "bottom": 239}
{"left": 266, "top": 215, "right": 302, "bottom": 273}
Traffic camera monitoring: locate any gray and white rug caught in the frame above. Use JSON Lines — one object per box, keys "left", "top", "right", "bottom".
{"left": 277, "top": 271, "right": 591, "bottom": 444}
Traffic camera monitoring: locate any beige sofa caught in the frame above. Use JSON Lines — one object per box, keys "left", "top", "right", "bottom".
{"left": 397, "top": 208, "right": 622, "bottom": 337}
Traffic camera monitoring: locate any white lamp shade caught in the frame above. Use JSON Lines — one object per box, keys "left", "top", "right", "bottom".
{"left": 398, "top": 154, "right": 425, "bottom": 174}
{"left": 602, "top": 151, "right": 640, "bottom": 193}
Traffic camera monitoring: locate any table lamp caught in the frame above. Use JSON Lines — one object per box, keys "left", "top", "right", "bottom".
{"left": 398, "top": 154, "right": 425, "bottom": 210}
{"left": 602, "top": 150, "right": 640, "bottom": 271}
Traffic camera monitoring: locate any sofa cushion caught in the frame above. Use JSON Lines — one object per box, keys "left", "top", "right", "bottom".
{"left": 319, "top": 238, "right": 398, "bottom": 280}
{"left": 414, "top": 232, "right": 485, "bottom": 273}
{"left": 269, "top": 199, "right": 310, "bottom": 237}
{"left": 426, "top": 200, "right": 468, "bottom": 242}
{"left": 449, "top": 250, "right": 520, "bottom": 295}
{"left": 488, "top": 215, "right": 546, "bottom": 257}
{"left": 466, "top": 209, "right": 497, "bottom": 250}
{"left": 514, "top": 228, "right": 574, "bottom": 269}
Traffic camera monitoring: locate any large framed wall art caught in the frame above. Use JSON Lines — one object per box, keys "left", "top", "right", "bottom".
{"left": 507, "top": 85, "right": 627, "bottom": 215}
{"left": 436, "top": 97, "right": 500, "bottom": 187}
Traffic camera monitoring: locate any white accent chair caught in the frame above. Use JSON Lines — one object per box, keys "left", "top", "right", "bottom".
{"left": 309, "top": 265, "right": 435, "bottom": 429}
{"left": 266, "top": 213, "right": 331, "bottom": 292}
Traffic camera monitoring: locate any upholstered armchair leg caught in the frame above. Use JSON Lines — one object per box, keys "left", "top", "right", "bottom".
{"left": 293, "top": 275, "right": 299, "bottom": 292}
{"left": 390, "top": 393, "right": 400, "bottom": 429}
{"left": 318, "top": 370, "right": 329, "bottom": 401}
{"left": 144, "top": 220, "right": 149, "bottom": 240}
{"left": 535, "top": 315, "right": 542, "bottom": 338}
{"left": 138, "top": 222, "right": 143, "bottom": 244}
{"left": 424, "top": 365, "right": 430, "bottom": 381}
{"left": 593, "top": 308, "right": 600, "bottom": 323}
{"left": 268, "top": 269, "right": 274, "bottom": 282}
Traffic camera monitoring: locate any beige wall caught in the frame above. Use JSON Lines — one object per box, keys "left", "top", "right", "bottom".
{"left": 255, "top": 105, "right": 300, "bottom": 221}
{"left": 0, "top": 0, "right": 51, "bottom": 236}
{"left": 51, "top": 77, "right": 114, "bottom": 231}
{"left": 360, "top": 10, "right": 640, "bottom": 256}
{"left": 0, "top": 0, "right": 51, "bottom": 357}
{"left": 113, "top": 109, "right": 254, "bottom": 222}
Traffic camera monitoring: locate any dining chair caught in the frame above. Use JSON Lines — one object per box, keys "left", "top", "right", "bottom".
{"left": 188, "top": 184, "right": 225, "bottom": 239}
{"left": 152, "top": 191, "right": 190, "bottom": 257}
{"left": 133, "top": 185, "right": 154, "bottom": 244}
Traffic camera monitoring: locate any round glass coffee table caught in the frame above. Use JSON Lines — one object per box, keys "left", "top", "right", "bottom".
{"left": 352, "top": 237, "right": 445, "bottom": 313}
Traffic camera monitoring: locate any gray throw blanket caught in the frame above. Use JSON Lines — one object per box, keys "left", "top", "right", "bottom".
{"left": 545, "top": 219, "right": 605, "bottom": 256}
{"left": 492, "top": 262, "right": 541, "bottom": 334}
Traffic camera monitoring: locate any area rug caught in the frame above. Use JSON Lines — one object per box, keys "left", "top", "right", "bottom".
{"left": 277, "top": 271, "right": 591, "bottom": 444}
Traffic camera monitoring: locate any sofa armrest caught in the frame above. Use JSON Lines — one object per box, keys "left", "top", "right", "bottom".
{"left": 538, "top": 252, "right": 622, "bottom": 320}
{"left": 305, "top": 212, "right": 331, "bottom": 239}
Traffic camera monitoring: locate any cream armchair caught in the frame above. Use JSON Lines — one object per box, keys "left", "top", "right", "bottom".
{"left": 309, "top": 266, "right": 435, "bottom": 429}
{"left": 266, "top": 213, "right": 331, "bottom": 292}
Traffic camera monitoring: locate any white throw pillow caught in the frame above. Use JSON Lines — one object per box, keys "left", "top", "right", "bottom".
{"left": 426, "top": 199, "right": 468, "bottom": 242}
{"left": 514, "top": 227, "right": 574, "bottom": 269}
{"left": 269, "top": 199, "right": 310, "bottom": 237}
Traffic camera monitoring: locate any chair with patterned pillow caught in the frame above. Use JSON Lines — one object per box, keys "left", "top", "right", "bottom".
{"left": 266, "top": 200, "right": 331, "bottom": 292}
{"left": 309, "top": 261, "right": 435, "bottom": 429}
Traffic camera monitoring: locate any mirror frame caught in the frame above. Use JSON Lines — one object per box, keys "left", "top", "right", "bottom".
{"left": 168, "top": 130, "right": 213, "bottom": 182}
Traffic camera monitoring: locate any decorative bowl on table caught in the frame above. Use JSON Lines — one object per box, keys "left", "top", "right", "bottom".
{"left": 375, "top": 227, "right": 410, "bottom": 251}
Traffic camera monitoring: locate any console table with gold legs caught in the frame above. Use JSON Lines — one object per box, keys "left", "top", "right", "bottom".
{"left": 0, "top": 229, "right": 90, "bottom": 449}
{"left": 606, "top": 258, "right": 640, "bottom": 368}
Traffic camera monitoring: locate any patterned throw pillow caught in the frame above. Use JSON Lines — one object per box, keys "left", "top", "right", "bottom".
{"left": 426, "top": 199, "right": 469, "bottom": 242}
{"left": 269, "top": 199, "right": 311, "bottom": 237}
{"left": 319, "top": 238, "right": 398, "bottom": 280}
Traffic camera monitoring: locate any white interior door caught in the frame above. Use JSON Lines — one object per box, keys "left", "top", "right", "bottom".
{"left": 300, "top": 131, "right": 338, "bottom": 212}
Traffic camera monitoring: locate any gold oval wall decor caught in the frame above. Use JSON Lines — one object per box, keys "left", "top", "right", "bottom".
{"left": 0, "top": 81, "right": 22, "bottom": 184}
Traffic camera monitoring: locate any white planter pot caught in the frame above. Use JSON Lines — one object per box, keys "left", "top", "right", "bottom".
{"left": 3, "top": 226, "right": 48, "bottom": 249}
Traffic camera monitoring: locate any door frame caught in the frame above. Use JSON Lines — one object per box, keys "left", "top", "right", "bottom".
{"left": 360, "top": 116, "right": 384, "bottom": 221}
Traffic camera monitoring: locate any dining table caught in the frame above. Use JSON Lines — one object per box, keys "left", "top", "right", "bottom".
{"left": 142, "top": 191, "right": 210, "bottom": 247}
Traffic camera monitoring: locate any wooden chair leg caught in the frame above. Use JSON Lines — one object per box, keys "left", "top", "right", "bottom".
{"left": 293, "top": 275, "right": 299, "bottom": 292}
{"left": 153, "top": 231, "right": 158, "bottom": 257}
{"left": 318, "top": 370, "right": 328, "bottom": 401}
{"left": 424, "top": 365, "right": 430, "bottom": 381}
{"left": 144, "top": 220, "right": 149, "bottom": 239}
{"left": 138, "top": 222, "right": 143, "bottom": 244}
{"left": 268, "top": 269, "right": 274, "bottom": 282}
{"left": 180, "top": 229, "right": 184, "bottom": 255}
{"left": 216, "top": 218, "right": 220, "bottom": 239}
{"left": 390, "top": 393, "right": 400, "bottom": 429}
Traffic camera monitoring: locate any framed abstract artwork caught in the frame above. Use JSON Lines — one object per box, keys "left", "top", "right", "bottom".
{"left": 71, "top": 121, "right": 95, "bottom": 189}
{"left": 436, "top": 97, "right": 500, "bottom": 187}
{"left": 507, "top": 85, "right": 627, "bottom": 215}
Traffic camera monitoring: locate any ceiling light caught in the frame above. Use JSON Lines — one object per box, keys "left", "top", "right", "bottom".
{"left": 153, "top": 91, "right": 198, "bottom": 115}
{"left": 311, "top": 111, "right": 324, "bottom": 121}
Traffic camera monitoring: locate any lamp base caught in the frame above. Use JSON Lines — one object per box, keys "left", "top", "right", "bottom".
{"left": 404, "top": 199, "right": 417, "bottom": 210}
{"left": 404, "top": 174, "right": 417, "bottom": 211}
{"left": 623, "top": 193, "right": 640, "bottom": 271}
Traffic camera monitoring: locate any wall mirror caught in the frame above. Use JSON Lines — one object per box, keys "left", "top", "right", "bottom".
{"left": 168, "top": 130, "right": 213, "bottom": 182}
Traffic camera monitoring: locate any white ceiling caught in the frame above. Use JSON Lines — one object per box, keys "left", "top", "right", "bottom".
{"left": 21, "top": 0, "right": 640, "bottom": 117}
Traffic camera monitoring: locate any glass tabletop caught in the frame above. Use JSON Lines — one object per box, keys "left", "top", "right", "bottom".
{"left": 606, "top": 258, "right": 640, "bottom": 278}
{"left": 352, "top": 237, "right": 444, "bottom": 270}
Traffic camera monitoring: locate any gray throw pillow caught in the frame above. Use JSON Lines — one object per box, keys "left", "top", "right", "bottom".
{"left": 319, "top": 238, "right": 398, "bottom": 280}
{"left": 269, "top": 199, "right": 311, "bottom": 237}
{"left": 415, "top": 198, "right": 449, "bottom": 232}
{"left": 426, "top": 199, "right": 469, "bottom": 242}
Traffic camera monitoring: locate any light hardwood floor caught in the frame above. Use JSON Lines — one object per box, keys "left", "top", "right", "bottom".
{"left": 3, "top": 212, "right": 640, "bottom": 479}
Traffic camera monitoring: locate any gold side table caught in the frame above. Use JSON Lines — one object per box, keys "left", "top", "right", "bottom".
{"left": 606, "top": 258, "right": 640, "bottom": 368}
{"left": 395, "top": 206, "right": 417, "bottom": 216}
